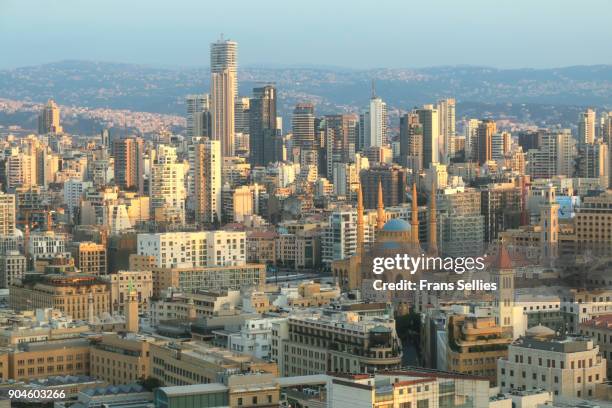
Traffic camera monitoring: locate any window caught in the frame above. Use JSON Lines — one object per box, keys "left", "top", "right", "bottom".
{"left": 237, "top": 398, "right": 243, "bottom": 406}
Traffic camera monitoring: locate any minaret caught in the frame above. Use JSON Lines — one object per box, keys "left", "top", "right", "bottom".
{"left": 376, "top": 178, "right": 385, "bottom": 230}
{"left": 428, "top": 180, "right": 438, "bottom": 255}
{"left": 356, "top": 184, "right": 365, "bottom": 257}
{"left": 411, "top": 183, "right": 419, "bottom": 245}
{"left": 126, "top": 278, "right": 139, "bottom": 333}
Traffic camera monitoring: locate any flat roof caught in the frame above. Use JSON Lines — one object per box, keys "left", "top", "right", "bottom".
{"left": 277, "top": 374, "right": 331, "bottom": 387}
{"left": 158, "top": 383, "right": 228, "bottom": 397}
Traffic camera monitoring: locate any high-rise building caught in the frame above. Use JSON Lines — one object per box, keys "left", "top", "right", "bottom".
{"left": 578, "top": 108, "right": 596, "bottom": 144}
{"left": 38, "top": 99, "right": 63, "bottom": 134}
{"left": 416, "top": 105, "right": 439, "bottom": 168}
{"left": 210, "top": 38, "right": 238, "bottom": 157}
{"left": 437, "top": 98, "right": 456, "bottom": 163}
{"left": 0, "top": 193, "right": 16, "bottom": 236}
{"left": 234, "top": 96, "right": 250, "bottom": 135}
{"left": 5, "top": 152, "right": 37, "bottom": 191}
{"left": 194, "top": 139, "right": 222, "bottom": 224}
{"left": 150, "top": 145, "right": 186, "bottom": 225}
{"left": 576, "top": 140, "right": 609, "bottom": 188}
{"left": 476, "top": 119, "right": 496, "bottom": 165}
{"left": 249, "top": 85, "right": 278, "bottom": 167}
{"left": 464, "top": 118, "right": 481, "bottom": 162}
{"left": 324, "top": 114, "right": 358, "bottom": 180}
{"left": 186, "top": 94, "right": 210, "bottom": 139}
{"left": 211, "top": 69, "right": 236, "bottom": 157}
{"left": 362, "top": 95, "right": 387, "bottom": 148}
{"left": 526, "top": 129, "right": 575, "bottom": 179}
{"left": 210, "top": 38, "right": 238, "bottom": 97}
{"left": 438, "top": 187, "right": 484, "bottom": 258}
{"left": 112, "top": 137, "right": 144, "bottom": 194}
{"left": 292, "top": 103, "right": 315, "bottom": 153}
{"left": 399, "top": 112, "right": 423, "bottom": 171}
{"left": 360, "top": 165, "right": 408, "bottom": 209}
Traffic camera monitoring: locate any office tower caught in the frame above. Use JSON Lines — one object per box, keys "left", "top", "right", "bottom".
{"left": 112, "top": 137, "right": 144, "bottom": 194}
{"left": 476, "top": 119, "right": 496, "bottom": 165}
{"left": 194, "top": 139, "right": 222, "bottom": 224}
{"left": 578, "top": 108, "right": 596, "bottom": 144}
{"left": 234, "top": 97, "right": 250, "bottom": 135}
{"left": 576, "top": 140, "right": 609, "bottom": 188}
{"left": 292, "top": 103, "right": 315, "bottom": 153}
{"left": 249, "top": 85, "right": 278, "bottom": 166}
{"left": 464, "top": 118, "right": 481, "bottom": 162}
{"left": 360, "top": 165, "right": 408, "bottom": 209}
{"left": 0, "top": 193, "right": 16, "bottom": 235}
{"left": 416, "top": 105, "right": 439, "bottom": 168}
{"left": 211, "top": 69, "right": 236, "bottom": 157}
{"left": 361, "top": 93, "right": 387, "bottom": 148}
{"left": 399, "top": 112, "right": 423, "bottom": 171}
{"left": 540, "top": 184, "right": 559, "bottom": 266}
{"left": 38, "top": 99, "right": 63, "bottom": 134}
{"left": 186, "top": 94, "right": 210, "bottom": 138}
{"left": 210, "top": 38, "right": 237, "bottom": 157}
{"left": 324, "top": 114, "right": 358, "bottom": 181}
{"left": 437, "top": 98, "right": 456, "bottom": 162}
{"left": 150, "top": 145, "right": 186, "bottom": 225}
{"left": 210, "top": 38, "right": 238, "bottom": 97}
{"left": 526, "top": 129, "right": 575, "bottom": 179}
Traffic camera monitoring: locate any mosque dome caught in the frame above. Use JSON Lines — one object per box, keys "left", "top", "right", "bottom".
{"left": 383, "top": 218, "right": 411, "bottom": 232}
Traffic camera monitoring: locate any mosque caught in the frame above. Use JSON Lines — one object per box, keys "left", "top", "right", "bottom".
{"left": 332, "top": 180, "right": 438, "bottom": 298}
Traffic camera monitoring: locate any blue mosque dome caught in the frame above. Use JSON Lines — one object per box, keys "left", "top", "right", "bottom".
{"left": 382, "top": 218, "right": 411, "bottom": 232}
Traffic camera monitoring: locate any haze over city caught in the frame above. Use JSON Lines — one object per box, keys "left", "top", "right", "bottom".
{"left": 2, "top": 0, "right": 612, "bottom": 69}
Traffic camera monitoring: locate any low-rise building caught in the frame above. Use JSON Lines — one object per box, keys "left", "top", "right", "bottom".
{"left": 149, "top": 340, "right": 278, "bottom": 387}
{"left": 498, "top": 326, "right": 607, "bottom": 399}
{"left": 579, "top": 314, "right": 612, "bottom": 379}
{"left": 9, "top": 274, "right": 111, "bottom": 321}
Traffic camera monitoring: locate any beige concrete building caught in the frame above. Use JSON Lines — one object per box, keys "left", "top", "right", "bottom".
{"left": 246, "top": 231, "right": 277, "bottom": 265}
{"left": 151, "top": 264, "right": 265, "bottom": 297}
{"left": 271, "top": 311, "right": 402, "bottom": 377}
{"left": 150, "top": 340, "right": 278, "bottom": 386}
{"left": 90, "top": 333, "right": 161, "bottom": 385}
{"left": 9, "top": 275, "right": 110, "bottom": 321}
{"left": 447, "top": 315, "right": 511, "bottom": 384}
{"left": 8, "top": 338, "right": 90, "bottom": 382}
{"left": 498, "top": 326, "right": 607, "bottom": 399}
{"left": 579, "top": 314, "right": 612, "bottom": 379}
{"left": 150, "top": 290, "right": 241, "bottom": 326}
{"left": 0, "top": 193, "right": 16, "bottom": 236}
{"left": 104, "top": 270, "right": 153, "bottom": 314}
{"left": 71, "top": 241, "right": 107, "bottom": 275}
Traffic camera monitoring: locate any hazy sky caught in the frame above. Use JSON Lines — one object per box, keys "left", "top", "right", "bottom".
{"left": 1, "top": 0, "right": 611, "bottom": 70}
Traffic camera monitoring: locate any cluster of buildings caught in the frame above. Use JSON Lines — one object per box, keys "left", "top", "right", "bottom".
{"left": 0, "top": 36, "right": 611, "bottom": 407}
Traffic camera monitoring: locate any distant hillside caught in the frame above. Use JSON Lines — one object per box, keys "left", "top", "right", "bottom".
{"left": 1, "top": 60, "right": 611, "bottom": 128}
